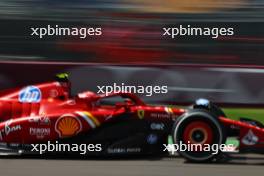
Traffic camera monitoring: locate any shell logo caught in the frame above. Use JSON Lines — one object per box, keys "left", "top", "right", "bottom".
{"left": 55, "top": 114, "right": 82, "bottom": 138}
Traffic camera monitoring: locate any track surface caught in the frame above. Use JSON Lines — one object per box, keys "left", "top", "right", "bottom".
{"left": 0, "top": 154, "right": 263, "bottom": 176}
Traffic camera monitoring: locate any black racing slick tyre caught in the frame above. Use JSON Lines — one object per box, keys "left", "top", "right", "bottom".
{"left": 172, "top": 109, "right": 226, "bottom": 162}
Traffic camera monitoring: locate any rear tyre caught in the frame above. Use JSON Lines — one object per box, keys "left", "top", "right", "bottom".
{"left": 172, "top": 109, "right": 226, "bottom": 162}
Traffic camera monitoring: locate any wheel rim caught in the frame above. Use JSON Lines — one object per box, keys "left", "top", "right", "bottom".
{"left": 183, "top": 121, "right": 213, "bottom": 146}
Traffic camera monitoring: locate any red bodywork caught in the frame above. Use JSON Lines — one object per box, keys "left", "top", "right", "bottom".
{"left": 219, "top": 117, "right": 264, "bottom": 151}
{"left": 0, "top": 81, "right": 184, "bottom": 144}
{"left": 0, "top": 80, "right": 263, "bottom": 153}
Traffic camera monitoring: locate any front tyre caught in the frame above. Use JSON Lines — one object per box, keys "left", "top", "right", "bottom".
{"left": 172, "top": 109, "right": 226, "bottom": 162}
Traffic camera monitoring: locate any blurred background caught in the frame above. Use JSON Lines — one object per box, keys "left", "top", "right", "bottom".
{"left": 0, "top": 0, "right": 264, "bottom": 107}
{"left": 0, "top": 0, "right": 263, "bottom": 65}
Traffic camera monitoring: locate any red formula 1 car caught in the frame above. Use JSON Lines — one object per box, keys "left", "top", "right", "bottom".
{"left": 0, "top": 73, "right": 263, "bottom": 162}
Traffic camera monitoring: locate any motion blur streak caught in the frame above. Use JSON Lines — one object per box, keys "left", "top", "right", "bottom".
{"left": 0, "top": 0, "right": 263, "bottom": 65}
{"left": 131, "top": 0, "right": 247, "bottom": 13}
{"left": 0, "top": 62, "right": 263, "bottom": 105}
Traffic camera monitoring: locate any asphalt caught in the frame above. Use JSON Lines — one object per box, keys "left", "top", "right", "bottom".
{"left": 0, "top": 154, "right": 263, "bottom": 176}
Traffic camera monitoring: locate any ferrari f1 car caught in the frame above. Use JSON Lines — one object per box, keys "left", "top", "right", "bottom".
{"left": 0, "top": 73, "right": 263, "bottom": 162}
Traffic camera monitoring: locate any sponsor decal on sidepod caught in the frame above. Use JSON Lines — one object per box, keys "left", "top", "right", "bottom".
{"left": 19, "top": 86, "right": 42, "bottom": 103}
{"left": 0, "top": 119, "right": 22, "bottom": 140}
{"left": 30, "top": 128, "right": 51, "bottom": 139}
{"left": 55, "top": 114, "right": 82, "bottom": 138}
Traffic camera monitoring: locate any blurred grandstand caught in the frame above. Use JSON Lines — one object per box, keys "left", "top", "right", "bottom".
{"left": 0, "top": 0, "right": 263, "bottom": 65}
